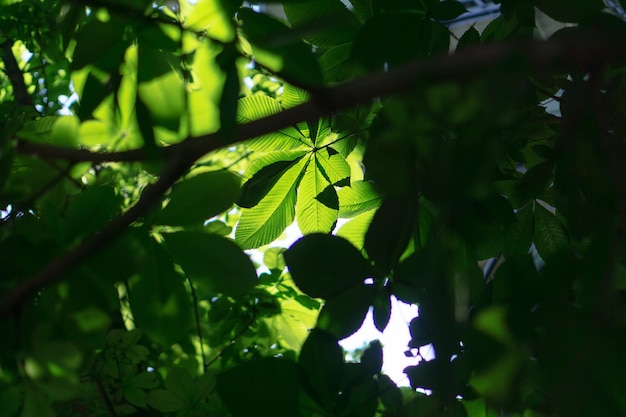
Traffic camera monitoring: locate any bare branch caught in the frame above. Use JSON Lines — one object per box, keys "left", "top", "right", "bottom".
{"left": 1, "top": 31, "right": 625, "bottom": 318}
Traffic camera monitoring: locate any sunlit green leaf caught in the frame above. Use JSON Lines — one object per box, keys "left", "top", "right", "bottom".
{"left": 238, "top": 152, "right": 307, "bottom": 208}
{"left": 296, "top": 155, "right": 338, "bottom": 234}
{"left": 338, "top": 180, "right": 382, "bottom": 217}
{"left": 236, "top": 156, "right": 309, "bottom": 249}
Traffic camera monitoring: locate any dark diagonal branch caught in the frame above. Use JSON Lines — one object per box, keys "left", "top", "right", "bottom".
{"left": 1, "top": 38, "right": 35, "bottom": 109}
{"left": 1, "top": 31, "right": 625, "bottom": 318}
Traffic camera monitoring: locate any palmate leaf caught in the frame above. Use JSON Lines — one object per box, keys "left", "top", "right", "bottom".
{"left": 235, "top": 156, "right": 309, "bottom": 249}
{"left": 296, "top": 154, "right": 339, "bottom": 234}
{"left": 316, "top": 148, "right": 351, "bottom": 186}
{"left": 338, "top": 180, "right": 382, "bottom": 217}
{"left": 238, "top": 95, "right": 312, "bottom": 151}
{"left": 238, "top": 150, "right": 309, "bottom": 208}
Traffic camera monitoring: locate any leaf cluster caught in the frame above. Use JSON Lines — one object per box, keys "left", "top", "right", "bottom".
{"left": 1, "top": 0, "right": 626, "bottom": 417}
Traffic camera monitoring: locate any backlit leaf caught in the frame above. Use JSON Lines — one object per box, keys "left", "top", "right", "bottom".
{"left": 296, "top": 155, "right": 338, "bottom": 234}
{"left": 338, "top": 180, "right": 382, "bottom": 217}
{"left": 236, "top": 156, "right": 309, "bottom": 249}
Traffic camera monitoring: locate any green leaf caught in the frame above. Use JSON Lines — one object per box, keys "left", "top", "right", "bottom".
{"left": 338, "top": 180, "right": 382, "bottom": 218}
{"left": 361, "top": 340, "right": 383, "bottom": 375}
{"left": 503, "top": 203, "right": 533, "bottom": 257}
{"left": 364, "top": 196, "right": 417, "bottom": 274}
{"left": 137, "top": 56, "right": 185, "bottom": 131}
{"left": 283, "top": 0, "right": 361, "bottom": 47}
{"left": 533, "top": 203, "right": 569, "bottom": 261}
{"left": 298, "top": 329, "right": 344, "bottom": 409}
{"left": 317, "top": 285, "right": 374, "bottom": 339}
{"left": 283, "top": 233, "right": 372, "bottom": 299}
{"left": 238, "top": 155, "right": 305, "bottom": 208}
{"left": 296, "top": 155, "right": 338, "bottom": 234}
{"left": 217, "top": 43, "right": 240, "bottom": 140}
{"left": 71, "top": 19, "right": 128, "bottom": 71}
{"left": 265, "top": 297, "right": 319, "bottom": 351}
{"left": 129, "top": 241, "right": 193, "bottom": 346}
{"left": 154, "top": 170, "right": 241, "bottom": 227}
{"left": 61, "top": 186, "right": 121, "bottom": 243}
{"left": 238, "top": 95, "right": 311, "bottom": 151}
{"left": 337, "top": 210, "right": 376, "bottom": 250}
{"left": 238, "top": 94, "right": 283, "bottom": 121}
{"left": 319, "top": 43, "right": 353, "bottom": 83}
{"left": 316, "top": 149, "right": 351, "bottom": 186}
{"left": 429, "top": 1, "right": 467, "bottom": 21}
{"left": 372, "top": 292, "right": 391, "bottom": 332}
{"left": 134, "top": 94, "right": 156, "bottom": 151}
{"left": 263, "top": 247, "right": 286, "bottom": 271}
{"left": 147, "top": 389, "right": 187, "bottom": 413}
{"left": 163, "top": 232, "right": 258, "bottom": 296}
{"left": 217, "top": 358, "right": 302, "bottom": 417}
{"left": 238, "top": 8, "right": 324, "bottom": 87}
{"left": 457, "top": 26, "right": 480, "bottom": 51}
{"left": 236, "top": 156, "right": 309, "bottom": 249}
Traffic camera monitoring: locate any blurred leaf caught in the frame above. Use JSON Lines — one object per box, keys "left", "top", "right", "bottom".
{"left": 283, "top": 0, "right": 361, "bottom": 47}
{"left": 364, "top": 195, "right": 417, "bottom": 274}
{"left": 429, "top": 1, "right": 467, "bottom": 21}
{"left": 238, "top": 8, "right": 323, "bottom": 87}
{"left": 163, "top": 232, "right": 257, "bottom": 296}
{"left": 217, "top": 358, "right": 302, "bottom": 417}
{"left": 154, "top": 170, "right": 241, "bottom": 227}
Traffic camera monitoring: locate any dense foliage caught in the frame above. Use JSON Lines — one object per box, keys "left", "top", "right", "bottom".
{"left": 1, "top": 0, "right": 626, "bottom": 416}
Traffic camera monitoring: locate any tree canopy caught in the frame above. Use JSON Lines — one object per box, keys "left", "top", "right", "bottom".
{"left": 1, "top": 0, "right": 626, "bottom": 416}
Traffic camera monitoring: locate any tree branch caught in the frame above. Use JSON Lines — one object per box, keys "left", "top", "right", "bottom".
{"left": 0, "top": 38, "right": 35, "bottom": 109}
{"left": 1, "top": 31, "right": 625, "bottom": 318}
